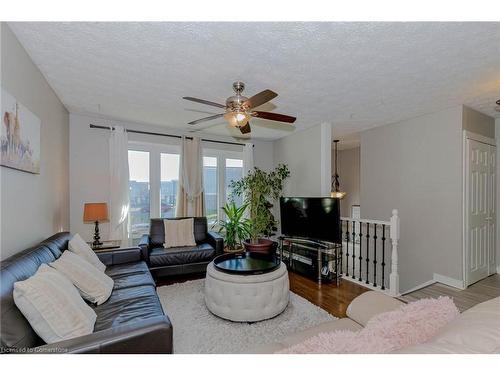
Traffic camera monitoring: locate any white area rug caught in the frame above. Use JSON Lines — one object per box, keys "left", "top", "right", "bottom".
{"left": 156, "top": 279, "right": 337, "bottom": 354}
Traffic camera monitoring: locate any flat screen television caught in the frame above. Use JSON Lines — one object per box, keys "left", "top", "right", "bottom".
{"left": 280, "top": 197, "right": 340, "bottom": 243}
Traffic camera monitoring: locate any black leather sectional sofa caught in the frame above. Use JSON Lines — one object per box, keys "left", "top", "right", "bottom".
{"left": 0, "top": 232, "right": 172, "bottom": 354}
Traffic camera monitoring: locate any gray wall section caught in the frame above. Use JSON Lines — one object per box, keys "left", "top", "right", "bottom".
{"left": 1, "top": 23, "right": 69, "bottom": 259}
{"left": 463, "top": 105, "right": 495, "bottom": 138}
{"left": 337, "top": 147, "right": 360, "bottom": 217}
{"left": 360, "top": 106, "right": 464, "bottom": 292}
{"left": 497, "top": 118, "right": 500, "bottom": 269}
{"left": 273, "top": 124, "right": 324, "bottom": 197}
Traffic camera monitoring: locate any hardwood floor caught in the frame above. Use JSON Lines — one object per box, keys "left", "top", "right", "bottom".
{"left": 400, "top": 274, "right": 500, "bottom": 312}
{"left": 289, "top": 272, "right": 370, "bottom": 317}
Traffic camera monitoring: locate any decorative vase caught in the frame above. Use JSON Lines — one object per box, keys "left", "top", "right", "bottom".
{"left": 242, "top": 238, "right": 274, "bottom": 254}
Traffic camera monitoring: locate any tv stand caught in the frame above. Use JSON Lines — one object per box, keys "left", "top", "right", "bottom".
{"left": 278, "top": 236, "right": 341, "bottom": 285}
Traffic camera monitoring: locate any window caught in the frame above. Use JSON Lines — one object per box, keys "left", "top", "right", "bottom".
{"left": 160, "top": 153, "right": 180, "bottom": 218}
{"left": 203, "top": 156, "right": 218, "bottom": 224}
{"left": 225, "top": 158, "right": 243, "bottom": 206}
{"left": 128, "top": 143, "right": 180, "bottom": 239}
{"left": 128, "top": 150, "right": 150, "bottom": 239}
{"left": 202, "top": 150, "right": 244, "bottom": 223}
{"left": 127, "top": 142, "right": 244, "bottom": 237}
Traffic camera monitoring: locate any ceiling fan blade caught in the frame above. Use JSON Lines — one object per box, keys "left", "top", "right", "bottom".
{"left": 188, "top": 113, "right": 225, "bottom": 125}
{"left": 243, "top": 90, "right": 278, "bottom": 109}
{"left": 183, "top": 97, "right": 226, "bottom": 109}
{"left": 239, "top": 122, "right": 251, "bottom": 134}
{"left": 252, "top": 111, "right": 296, "bottom": 123}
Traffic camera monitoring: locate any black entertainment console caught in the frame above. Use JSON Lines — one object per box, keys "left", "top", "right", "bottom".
{"left": 278, "top": 236, "right": 341, "bottom": 285}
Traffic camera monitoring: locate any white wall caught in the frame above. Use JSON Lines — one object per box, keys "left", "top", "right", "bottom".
{"left": 337, "top": 147, "right": 360, "bottom": 217}
{"left": 69, "top": 113, "right": 273, "bottom": 241}
{"left": 496, "top": 117, "right": 500, "bottom": 271}
{"left": 0, "top": 24, "right": 69, "bottom": 259}
{"left": 360, "top": 106, "right": 464, "bottom": 292}
{"left": 273, "top": 123, "right": 331, "bottom": 197}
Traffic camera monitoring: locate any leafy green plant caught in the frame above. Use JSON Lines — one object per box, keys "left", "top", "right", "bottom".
{"left": 214, "top": 202, "right": 251, "bottom": 251}
{"left": 229, "top": 164, "right": 290, "bottom": 243}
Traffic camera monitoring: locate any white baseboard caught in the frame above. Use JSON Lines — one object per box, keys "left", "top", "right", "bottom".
{"left": 433, "top": 273, "right": 465, "bottom": 290}
{"left": 401, "top": 279, "right": 435, "bottom": 295}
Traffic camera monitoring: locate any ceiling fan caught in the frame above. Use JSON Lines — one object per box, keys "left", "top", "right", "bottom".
{"left": 182, "top": 81, "right": 296, "bottom": 135}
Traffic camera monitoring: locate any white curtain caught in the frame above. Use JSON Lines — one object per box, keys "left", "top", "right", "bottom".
{"left": 109, "top": 126, "right": 130, "bottom": 242}
{"left": 243, "top": 143, "right": 254, "bottom": 176}
{"left": 175, "top": 136, "right": 205, "bottom": 217}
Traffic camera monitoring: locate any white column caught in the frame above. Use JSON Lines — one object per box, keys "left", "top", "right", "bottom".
{"left": 389, "top": 209, "right": 400, "bottom": 296}
{"left": 320, "top": 122, "right": 332, "bottom": 197}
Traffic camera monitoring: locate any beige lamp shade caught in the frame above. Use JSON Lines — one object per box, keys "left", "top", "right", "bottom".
{"left": 83, "top": 203, "right": 109, "bottom": 223}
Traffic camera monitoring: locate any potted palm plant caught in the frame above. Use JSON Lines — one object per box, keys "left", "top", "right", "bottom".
{"left": 229, "top": 164, "right": 290, "bottom": 254}
{"left": 214, "top": 202, "right": 251, "bottom": 253}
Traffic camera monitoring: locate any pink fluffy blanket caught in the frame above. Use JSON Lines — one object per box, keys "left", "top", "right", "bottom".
{"left": 277, "top": 296, "right": 459, "bottom": 354}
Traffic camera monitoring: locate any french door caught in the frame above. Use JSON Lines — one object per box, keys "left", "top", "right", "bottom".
{"left": 465, "top": 135, "right": 496, "bottom": 286}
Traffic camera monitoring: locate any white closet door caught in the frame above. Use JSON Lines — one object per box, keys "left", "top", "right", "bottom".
{"left": 488, "top": 146, "right": 496, "bottom": 275}
{"left": 465, "top": 138, "right": 496, "bottom": 286}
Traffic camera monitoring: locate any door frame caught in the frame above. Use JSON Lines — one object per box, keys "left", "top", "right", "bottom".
{"left": 462, "top": 130, "right": 497, "bottom": 287}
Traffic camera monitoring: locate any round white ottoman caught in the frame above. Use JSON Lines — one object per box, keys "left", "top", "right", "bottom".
{"left": 204, "top": 261, "right": 290, "bottom": 322}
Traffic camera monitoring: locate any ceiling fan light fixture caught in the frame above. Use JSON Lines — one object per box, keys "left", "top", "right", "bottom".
{"left": 224, "top": 111, "right": 250, "bottom": 127}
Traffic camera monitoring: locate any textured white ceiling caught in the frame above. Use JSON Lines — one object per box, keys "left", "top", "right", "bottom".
{"left": 8, "top": 22, "right": 500, "bottom": 140}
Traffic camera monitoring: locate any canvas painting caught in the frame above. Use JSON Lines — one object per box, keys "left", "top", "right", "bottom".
{"left": 1, "top": 88, "right": 41, "bottom": 174}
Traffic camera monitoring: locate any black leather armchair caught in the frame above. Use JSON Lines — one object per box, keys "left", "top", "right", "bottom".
{"left": 139, "top": 217, "right": 224, "bottom": 278}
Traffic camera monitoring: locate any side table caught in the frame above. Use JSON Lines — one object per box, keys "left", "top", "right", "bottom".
{"left": 87, "top": 240, "right": 122, "bottom": 252}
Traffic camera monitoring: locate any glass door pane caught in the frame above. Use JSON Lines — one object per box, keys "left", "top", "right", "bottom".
{"left": 225, "top": 158, "right": 243, "bottom": 206}
{"left": 128, "top": 150, "right": 150, "bottom": 238}
{"left": 203, "top": 156, "right": 218, "bottom": 224}
{"left": 160, "top": 153, "right": 180, "bottom": 218}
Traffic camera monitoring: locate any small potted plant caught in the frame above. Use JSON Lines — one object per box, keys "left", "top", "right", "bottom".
{"left": 229, "top": 164, "right": 290, "bottom": 254}
{"left": 213, "top": 202, "right": 251, "bottom": 253}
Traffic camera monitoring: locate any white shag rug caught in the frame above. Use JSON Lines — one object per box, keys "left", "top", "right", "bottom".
{"left": 156, "top": 279, "right": 337, "bottom": 354}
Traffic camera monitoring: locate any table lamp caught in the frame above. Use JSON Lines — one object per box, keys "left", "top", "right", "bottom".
{"left": 83, "top": 202, "right": 109, "bottom": 247}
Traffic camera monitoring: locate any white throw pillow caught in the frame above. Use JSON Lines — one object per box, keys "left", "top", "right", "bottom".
{"left": 13, "top": 264, "right": 96, "bottom": 344}
{"left": 68, "top": 233, "right": 106, "bottom": 272}
{"left": 50, "top": 251, "right": 114, "bottom": 305}
{"left": 164, "top": 218, "right": 197, "bottom": 248}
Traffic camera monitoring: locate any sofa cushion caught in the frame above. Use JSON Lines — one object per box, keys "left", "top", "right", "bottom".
{"left": 346, "top": 291, "right": 404, "bottom": 326}
{"left": 163, "top": 218, "right": 197, "bottom": 248}
{"left": 93, "top": 285, "right": 164, "bottom": 331}
{"left": 149, "top": 243, "right": 215, "bottom": 267}
{"left": 104, "top": 261, "right": 155, "bottom": 290}
{"left": 13, "top": 264, "right": 97, "bottom": 344}
{"left": 150, "top": 217, "right": 207, "bottom": 248}
{"left": 249, "top": 318, "right": 362, "bottom": 353}
{"left": 68, "top": 234, "right": 106, "bottom": 272}
{"left": 105, "top": 261, "right": 150, "bottom": 278}
{"left": 111, "top": 271, "right": 156, "bottom": 290}
{"left": 397, "top": 296, "right": 500, "bottom": 354}
{"left": 50, "top": 251, "right": 114, "bottom": 305}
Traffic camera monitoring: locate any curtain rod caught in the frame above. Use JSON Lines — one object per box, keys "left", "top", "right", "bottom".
{"left": 89, "top": 124, "right": 252, "bottom": 147}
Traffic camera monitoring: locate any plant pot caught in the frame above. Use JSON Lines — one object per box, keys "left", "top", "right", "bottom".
{"left": 224, "top": 245, "right": 245, "bottom": 254}
{"left": 242, "top": 238, "right": 274, "bottom": 254}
